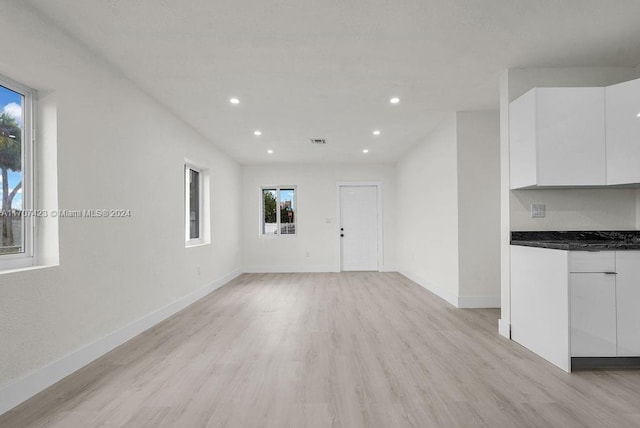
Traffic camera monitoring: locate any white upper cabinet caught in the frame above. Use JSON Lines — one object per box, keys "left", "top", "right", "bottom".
{"left": 510, "top": 87, "right": 606, "bottom": 189}
{"left": 605, "top": 78, "right": 640, "bottom": 185}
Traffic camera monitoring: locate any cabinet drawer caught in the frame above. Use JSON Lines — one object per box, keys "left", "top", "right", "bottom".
{"left": 569, "top": 251, "right": 615, "bottom": 273}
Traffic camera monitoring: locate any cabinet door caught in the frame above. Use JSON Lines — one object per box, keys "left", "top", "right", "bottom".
{"left": 615, "top": 251, "right": 640, "bottom": 356}
{"left": 570, "top": 273, "right": 617, "bottom": 357}
{"left": 509, "top": 89, "right": 538, "bottom": 189}
{"left": 511, "top": 246, "right": 571, "bottom": 372}
{"left": 605, "top": 78, "right": 640, "bottom": 185}
{"left": 536, "top": 88, "right": 606, "bottom": 186}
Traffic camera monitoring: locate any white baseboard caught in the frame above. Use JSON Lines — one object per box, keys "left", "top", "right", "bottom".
{"left": 242, "top": 265, "right": 337, "bottom": 273}
{"left": 457, "top": 295, "right": 501, "bottom": 309}
{"left": 399, "top": 270, "right": 458, "bottom": 307}
{"left": 399, "top": 270, "right": 500, "bottom": 309}
{"left": 498, "top": 318, "right": 511, "bottom": 339}
{"left": 0, "top": 268, "right": 242, "bottom": 417}
{"left": 242, "top": 265, "right": 397, "bottom": 274}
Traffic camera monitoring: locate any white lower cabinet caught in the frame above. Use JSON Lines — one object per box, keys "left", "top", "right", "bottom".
{"left": 615, "top": 251, "right": 640, "bottom": 356}
{"left": 511, "top": 246, "right": 640, "bottom": 372}
{"left": 511, "top": 246, "right": 571, "bottom": 371}
{"left": 569, "top": 251, "right": 640, "bottom": 358}
{"left": 570, "top": 273, "right": 617, "bottom": 357}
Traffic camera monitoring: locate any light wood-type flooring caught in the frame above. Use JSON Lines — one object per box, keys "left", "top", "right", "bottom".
{"left": 2, "top": 272, "right": 640, "bottom": 427}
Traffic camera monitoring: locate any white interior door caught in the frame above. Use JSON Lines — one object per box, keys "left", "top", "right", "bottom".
{"left": 340, "top": 185, "right": 378, "bottom": 271}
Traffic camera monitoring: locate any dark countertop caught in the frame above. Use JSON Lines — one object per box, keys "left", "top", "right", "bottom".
{"left": 511, "top": 231, "right": 640, "bottom": 251}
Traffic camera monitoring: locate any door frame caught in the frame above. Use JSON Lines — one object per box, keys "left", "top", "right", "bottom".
{"left": 336, "top": 182, "right": 384, "bottom": 272}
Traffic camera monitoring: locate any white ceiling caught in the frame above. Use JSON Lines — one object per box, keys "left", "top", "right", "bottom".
{"left": 24, "top": 0, "right": 640, "bottom": 164}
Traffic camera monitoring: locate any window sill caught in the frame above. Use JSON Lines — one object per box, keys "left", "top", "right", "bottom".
{"left": 0, "top": 263, "right": 59, "bottom": 275}
{"left": 185, "top": 241, "right": 211, "bottom": 249}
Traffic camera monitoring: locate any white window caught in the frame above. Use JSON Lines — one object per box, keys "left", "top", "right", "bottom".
{"left": 185, "top": 163, "right": 204, "bottom": 246}
{"left": 261, "top": 186, "right": 296, "bottom": 236}
{"left": 0, "top": 74, "right": 34, "bottom": 270}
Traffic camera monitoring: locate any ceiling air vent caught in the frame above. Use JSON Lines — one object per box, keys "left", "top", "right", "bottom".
{"left": 310, "top": 138, "right": 327, "bottom": 145}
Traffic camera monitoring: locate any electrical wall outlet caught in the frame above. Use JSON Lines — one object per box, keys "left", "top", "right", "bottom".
{"left": 531, "top": 204, "right": 546, "bottom": 218}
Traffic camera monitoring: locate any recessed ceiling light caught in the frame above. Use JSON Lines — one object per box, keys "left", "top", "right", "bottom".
{"left": 637, "top": 112, "right": 640, "bottom": 118}
{"left": 229, "top": 97, "right": 240, "bottom": 104}
{"left": 267, "top": 149, "right": 273, "bottom": 154}
{"left": 362, "top": 149, "right": 369, "bottom": 154}
{"left": 373, "top": 130, "right": 381, "bottom": 136}
{"left": 390, "top": 97, "right": 400, "bottom": 104}
{"left": 254, "top": 130, "right": 262, "bottom": 136}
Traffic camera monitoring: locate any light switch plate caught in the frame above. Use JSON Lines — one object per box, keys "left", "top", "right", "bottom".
{"left": 531, "top": 204, "right": 546, "bottom": 218}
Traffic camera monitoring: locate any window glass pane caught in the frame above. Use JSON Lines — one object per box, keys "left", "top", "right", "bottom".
{"left": 262, "top": 189, "right": 277, "bottom": 235}
{"left": 279, "top": 188, "right": 295, "bottom": 235}
{"left": 0, "top": 85, "right": 24, "bottom": 255}
{"left": 189, "top": 169, "right": 199, "bottom": 239}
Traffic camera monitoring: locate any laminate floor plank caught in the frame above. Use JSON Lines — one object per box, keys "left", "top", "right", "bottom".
{"left": 2, "top": 272, "right": 640, "bottom": 427}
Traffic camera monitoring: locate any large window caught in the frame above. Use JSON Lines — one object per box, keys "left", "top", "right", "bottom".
{"left": 262, "top": 186, "right": 296, "bottom": 236}
{"left": 185, "top": 164, "right": 203, "bottom": 246}
{"left": 0, "top": 74, "right": 33, "bottom": 267}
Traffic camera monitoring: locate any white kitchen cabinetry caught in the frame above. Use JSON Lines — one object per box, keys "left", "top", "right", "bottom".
{"left": 605, "top": 78, "right": 640, "bottom": 185}
{"left": 569, "top": 273, "right": 617, "bottom": 357}
{"left": 509, "top": 87, "right": 606, "bottom": 189}
{"left": 568, "top": 250, "right": 614, "bottom": 273}
{"left": 615, "top": 251, "right": 640, "bottom": 355}
{"left": 510, "top": 245, "right": 571, "bottom": 372}
{"left": 511, "top": 246, "right": 640, "bottom": 372}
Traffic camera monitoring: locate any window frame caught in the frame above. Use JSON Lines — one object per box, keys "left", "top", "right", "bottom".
{"left": 184, "top": 163, "right": 204, "bottom": 247}
{"left": 260, "top": 185, "right": 297, "bottom": 238}
{"left": 0, "top": 74, "right": 35, "bottom": 271}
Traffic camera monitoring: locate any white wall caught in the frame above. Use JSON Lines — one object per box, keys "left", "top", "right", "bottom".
{"left": 396, "top": 111, "right": 501, "bottom": 308}
{"left": 457, "top": 111, "right": 501, "bottom": 307}
{"left": 499, "top": 67, "right": 640, "bottom": 337}
{"left": 0, "top": 2, "right": 241, "bottom": 412}
{"left": 241, "top": 164, "right": 396, "bottom": 272}
{"left": 397, "top": 114, "right": 460, "bottom": 305}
